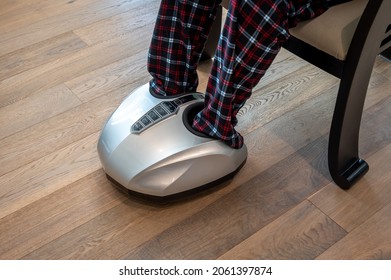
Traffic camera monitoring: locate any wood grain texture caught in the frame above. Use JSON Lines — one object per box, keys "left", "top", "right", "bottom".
{"left": 219, "top": 201, "right": 346, "bottom": 260}
{"left": 73, "top": 1, "right": 160, "bottom": 46}
{"left": 65, "top": 50, "right": 149, "bottom": 102}
{"left": 0, "top": 27, "right": 151, "bottom": 108}
{"left": 317, "top": 202, "right": 391, "bottom": 259}
{"left": 237, "top": 64, "right": 338, "bottom": 136}
{"left": 0, "top": 86, "right": 129, "bottom": 177}
{"left": 0, "top": 0, "right": 390, "bottom": 260}
{"left": 0, "top": 132, "right": 101, "bottom": 220}
{"left": 0, "top": 0, "right": 145, "bottom": 56}
{"left": 0, "top": 170, "right": 126, "bottom": 259}
{"left": 0, "top": 84, "right": 81, "bottom": 139}
{"left": 0, "top": 32, "right": 88, "bottom": 81}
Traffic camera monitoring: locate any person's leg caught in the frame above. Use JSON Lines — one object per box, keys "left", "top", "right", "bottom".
{"left": 192, "top": 0, "right": 328, "bottom": 149}
{"left": 148, "top": 0, "right": 222, "bottom": 96}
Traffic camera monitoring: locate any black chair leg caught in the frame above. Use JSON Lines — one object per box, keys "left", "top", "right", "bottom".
{"left": 328, "top": 83, "right": 370, "bottom": 189}
{"left": 327, "top": 0, "right": 391, "bottom": 189}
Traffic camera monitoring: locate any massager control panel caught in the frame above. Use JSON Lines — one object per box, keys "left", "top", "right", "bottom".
{"left": 131, "top": 93, "right": 203, "bottom": 134}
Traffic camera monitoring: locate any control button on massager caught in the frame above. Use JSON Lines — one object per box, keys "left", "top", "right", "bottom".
{"left": 174, "top": 98, "right": 184, "bottom": 105}
{"left": 155, "top": 105, "right": 168, "bottom": 117}
{"left": 132, "top": 122, "right": 143, "bottom": 132}
{"left": 148, "top": 110, "right": 160, "bottom": 121}
{"left": 140, "top": 116, "right": 151, "bottom": 126}
{"left": 162, "top": 101, "right": 177, "bottom": 113}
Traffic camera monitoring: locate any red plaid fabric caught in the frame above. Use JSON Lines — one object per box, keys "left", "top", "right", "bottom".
{"left": 148, "top": 0, "right": 329, "bottom": 148}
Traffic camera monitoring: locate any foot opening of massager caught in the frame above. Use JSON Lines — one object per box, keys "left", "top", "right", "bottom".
{"left": 182, "top": 102, "right": 210, "bottom": 138}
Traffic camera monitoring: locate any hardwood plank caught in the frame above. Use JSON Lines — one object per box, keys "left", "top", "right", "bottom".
{"left": 0, "top": 84, "right": 81, "bottom": 139}
{"left": 73, "top": 1, "right": 159, "bottom": 46}
{"left": 0, "top": 0, "right": 30, "bottom": 16}
{"left": 20, "top": 201, "right": 165, "bottom": 260}
{"left": 211, "top": 79, "right": 338, "bottom": 190}
{"left": 309, "top": 141, "right": 391, "bottom": 232}
{"left": 0, "top": 170, "right": 126, "bottom": 259}
{"left": 0, "top": 1, "right": 98, "bottom": 32}
{"left": 0, "top": 132, "right": 101, "bottom": 220}
{"left": 0, "top": 10, "right": 43, "bottom": 38}
{"left": 374, "top": 55, "right": 391, "bottom": 79}
{"left": 257, "top": 49, "right": 316, "bottom": 88}
{"left": 0, "top": 32, "right": 88, "bottom": 81}
{"left": 0, "top": 85, "right": 131, "bottom": 177}
{"left": 65, "top": 50, "right": 149, "bottom": 102}
{"left": 219, "top": 201, "right": 346, "bottom": 259}
{"left": 0, "top": 0, "right": 149, "bottom": 56}
{"left": 237, "top": 64, "right": 338, "bottom": 136}
{"left": 317, "top": 202, "right": 391, "bottom": 259}
{"left": 21, "top": 178, "right": 231, "bottom": 260}
{"left": 363, "top": 71, "right": 391, "bottom": 111}
{"left": 0, "top": 25, "right": 152, "bottom": 108}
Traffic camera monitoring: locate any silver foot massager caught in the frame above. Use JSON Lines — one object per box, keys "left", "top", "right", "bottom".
{"left": 97, "top": 84, "right": 247, "bottom": 198}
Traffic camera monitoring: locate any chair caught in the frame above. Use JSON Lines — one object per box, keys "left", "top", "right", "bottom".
{"left": 204, "top": 0, "right": 391, "bottom": 189}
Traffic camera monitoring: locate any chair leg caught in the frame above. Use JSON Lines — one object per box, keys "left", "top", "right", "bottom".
{"left": 328, "top": 82, "right": 370, "bottom": 189}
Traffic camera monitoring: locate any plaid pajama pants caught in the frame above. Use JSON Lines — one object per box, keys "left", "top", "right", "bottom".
{"left": 148, "top": 0, "right": 329, "bottom": 149}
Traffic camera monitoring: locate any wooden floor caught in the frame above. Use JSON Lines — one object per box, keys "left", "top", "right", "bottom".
{"left": 1, "top": 0, "right": 391, "bottom": 260}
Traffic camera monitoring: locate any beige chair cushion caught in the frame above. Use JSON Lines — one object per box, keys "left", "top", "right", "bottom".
{"left": 221, "top": 0, "right": 368, "bottom": 61}
{"left": 289, "top": 0, "right": 368, "bottom": 60}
